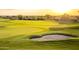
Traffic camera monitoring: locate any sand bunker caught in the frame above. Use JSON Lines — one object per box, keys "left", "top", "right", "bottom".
{"left": 30, "top": 33, "right": 77, "bottom": 41}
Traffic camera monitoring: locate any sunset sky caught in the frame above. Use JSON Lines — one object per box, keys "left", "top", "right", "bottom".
{"left": 0, "top": 0, "right": 79, "bottom": 13}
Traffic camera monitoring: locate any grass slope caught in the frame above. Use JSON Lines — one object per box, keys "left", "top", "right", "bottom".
{"left": 0, "top": 19, "right": 79, "bottom": 50}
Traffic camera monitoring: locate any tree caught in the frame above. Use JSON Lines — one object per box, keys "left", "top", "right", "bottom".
{"left": 61, "top": 14, "right": 70, "bottom": 20}
{"left": 45, "top": 14, "right": 52, "bottom": 20}
{"left": 17, "top": 15, "right": 23, "bottom": 20}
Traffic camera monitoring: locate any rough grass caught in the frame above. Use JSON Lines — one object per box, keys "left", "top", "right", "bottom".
{"left": 0, "top": 19, "right": 79, "bottom": 50}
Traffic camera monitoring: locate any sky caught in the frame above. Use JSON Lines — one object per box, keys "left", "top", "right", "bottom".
{"left": 0, "top": 0, "right": 79, "bottom": 12}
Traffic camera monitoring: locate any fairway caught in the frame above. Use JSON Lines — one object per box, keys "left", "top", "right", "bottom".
{"left": 0, "top": 19, "right": 79, "bottom": 50}
{"left": 0, "top": 20, "right": 59, "bottom": 38}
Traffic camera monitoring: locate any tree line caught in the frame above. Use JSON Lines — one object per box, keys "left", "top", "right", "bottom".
{"left": 0, "top": 14, "right": 79, "bottom": 23}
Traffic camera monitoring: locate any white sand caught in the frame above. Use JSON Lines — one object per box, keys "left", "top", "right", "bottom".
{"left": 31, "top": 35, "right": 72, "bottom": 41}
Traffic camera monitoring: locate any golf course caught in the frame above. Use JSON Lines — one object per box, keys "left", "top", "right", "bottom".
{"left": 0, "top": 18, "right": 79, "bottom": 50}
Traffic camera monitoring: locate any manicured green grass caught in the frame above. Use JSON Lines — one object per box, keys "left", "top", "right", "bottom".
{"left": 0, "top": 19, "right": 79, "bottom": 50}
{"left": 0, "top": 36, "right": 79, "bottom": 50}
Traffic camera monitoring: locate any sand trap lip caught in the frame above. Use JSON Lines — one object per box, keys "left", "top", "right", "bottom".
{"left": 29, "top": 33, "right": 77, "bottom": 41}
